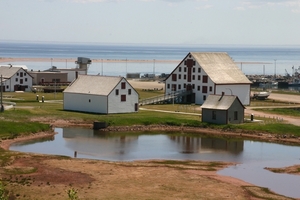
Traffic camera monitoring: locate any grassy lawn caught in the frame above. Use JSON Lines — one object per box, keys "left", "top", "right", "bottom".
{"left": 254, "top": 107, "right": 300, "bottom": 117}
{"left": 1, "top": 89, "right": 300, "bottom": 140}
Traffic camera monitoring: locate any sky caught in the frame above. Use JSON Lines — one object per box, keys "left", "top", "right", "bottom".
{"left": 1, "top": 0, "right": 300, "bottom": 46}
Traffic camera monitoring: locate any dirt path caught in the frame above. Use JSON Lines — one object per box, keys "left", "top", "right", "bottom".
{"left": 246, "top": 93, "right": 300, "bottom": 126}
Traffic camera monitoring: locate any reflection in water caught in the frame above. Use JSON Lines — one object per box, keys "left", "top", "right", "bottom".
{"left": 9, "top": 127, "right": 300, "bottom": 198}
{"left": 169, "top": 136, "right": 243, "bottom": 154}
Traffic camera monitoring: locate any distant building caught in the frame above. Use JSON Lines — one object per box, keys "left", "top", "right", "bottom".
{"left": 126, "top": 73, "right": 140, "bottom": 79}
{"left": 201, "top": 94, "right": 245, "bottom": 124}
{"left": 0, "top": 65, "right": 33, "bottom": 92}
{"left": 28, "top": 71, "right": 68, "bottom": 85}
{"left": 63, "top": 75, "right": 139, "bottom": 114}
{"left": 44, "top": 56, "right": 91, "bottom": 82}
{"left": 165, "top": 52, "right": 252, "bottom": 105}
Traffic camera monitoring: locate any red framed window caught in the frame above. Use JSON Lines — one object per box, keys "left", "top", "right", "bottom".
{"left": 121, "top": 82, "right": 126, "bottom": 89}
{"left": 203, "top": 75, "right": 208, "bottom": 83}
{"left": 172, "top": 74, "right": 177, "bottom": 81}
{"left": 202, "top": 86, "right": 207, "bottom": 93}
{"left": 121, "top": 95, "right": 126, "bottom": 102}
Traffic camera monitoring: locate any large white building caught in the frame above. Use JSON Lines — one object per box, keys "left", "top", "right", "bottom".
{"left": 63, "top": 75, "right": 139, "bottom": 114}
{"left": 0, "top": 65, "right": 33, "bottom": 92}
{"left": 165, "top": 52, "right": 252, "bottom": 105}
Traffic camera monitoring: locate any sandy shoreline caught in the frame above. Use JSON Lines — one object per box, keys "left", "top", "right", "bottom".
{"left": 0, "top": 57, "right": 269, "bottom": 65}
{"left": 0, "top": 57, "right": 180, "bottom": 64}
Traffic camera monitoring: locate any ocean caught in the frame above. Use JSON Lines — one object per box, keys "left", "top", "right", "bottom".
{"left": 1, "top": 41, "right": 300, "bottom": 77}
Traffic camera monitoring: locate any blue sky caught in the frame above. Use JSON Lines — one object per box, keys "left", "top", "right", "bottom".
{"left": 1, "top": 0, "right": 300, "bottom": 45}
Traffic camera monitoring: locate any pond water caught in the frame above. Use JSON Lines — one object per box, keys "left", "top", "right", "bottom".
{"left": 10, "top": 127, "right": 300, "bottom": 199}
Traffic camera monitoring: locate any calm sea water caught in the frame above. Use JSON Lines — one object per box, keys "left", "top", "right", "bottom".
{"left": 1, "top": 42, "right": 300, "bottom": 76}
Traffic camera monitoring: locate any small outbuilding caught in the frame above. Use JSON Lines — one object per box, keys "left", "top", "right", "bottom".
{"left": 63, "top": 75, "right": 139, "bottom": 114}
{"left": 201, "top": 93, "right": 245, "bottom": 124}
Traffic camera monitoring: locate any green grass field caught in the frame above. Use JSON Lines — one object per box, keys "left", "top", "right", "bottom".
{"left": 1, "top": 89, "right": 300, "bottom": 140}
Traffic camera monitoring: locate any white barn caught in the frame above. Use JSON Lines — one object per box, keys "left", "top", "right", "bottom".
{"left": 0, "top": 65, "right": 33, "bottom": 92}
{"left": 165, "top": 52, "right": 252, "bottom": 105}
{"left": 63, "top": 75, "right": 139, "bottom": 114}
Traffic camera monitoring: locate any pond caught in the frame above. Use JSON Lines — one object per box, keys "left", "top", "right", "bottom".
{"left": 10, "top": 127, "right": 300, "bottom": 199}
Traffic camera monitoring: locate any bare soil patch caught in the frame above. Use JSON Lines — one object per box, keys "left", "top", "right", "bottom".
{"left": 265, "top": 165, "right": 300, "bottom": 176}
{"left": 0, "top": 120, "right": 299, "bottom": 199}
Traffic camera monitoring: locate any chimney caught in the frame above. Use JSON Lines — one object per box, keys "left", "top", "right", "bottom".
{"left": 219, "top": 92, "right": 225, "bottom": 101}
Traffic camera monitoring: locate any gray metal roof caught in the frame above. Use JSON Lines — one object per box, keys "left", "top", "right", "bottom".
{"left": 201, "top": 94, "right": 242, "bottom": 110}
{"left": 63, "top": 75, "right": 124, "bottom": 96}
{"left": 191, "top": 52, "right": 252, "bottom": 84}
{"left": 0, "top": 66, "right": 23, "bottom": 79}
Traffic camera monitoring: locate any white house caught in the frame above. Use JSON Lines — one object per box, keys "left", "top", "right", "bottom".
{"left": 63, "top": 75, "right": 139, "bottom": 114}
{"left": 0, "top": 65, "right": 33, "bottom": 92}
{"left": 165, "top": 52, "right": 252, "bottom": 105}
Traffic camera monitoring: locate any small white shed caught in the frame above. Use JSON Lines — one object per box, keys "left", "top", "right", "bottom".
{"left": 63, "top": 75, "right": 139, "bottom": 114}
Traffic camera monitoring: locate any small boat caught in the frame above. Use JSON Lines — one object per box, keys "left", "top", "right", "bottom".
{"left": 252, "top": 91, "right": 271, "bottom": 100}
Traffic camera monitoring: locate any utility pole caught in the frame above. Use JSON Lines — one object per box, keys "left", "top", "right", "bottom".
{"left": 126, "top": 58, "right": 127, "bottom": 78}
{"left": 1, "top": 75, "right": 4, "bottom": 112}
{"left": 274, "top": 59, "right": 277, "bottom": 80}
{"left": 153, "top": 59, "right": 155, "bottom": 80}
{"left": 101, "top": 59, "right": 103, "bottom": 75}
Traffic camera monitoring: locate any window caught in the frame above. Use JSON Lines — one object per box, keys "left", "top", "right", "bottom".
{"left": 234, "top": 111, "right": 238, "bottom": 120}
{"left": 193, "top": 68, "right": 195, "bottom": 73}
{"left": 198, "top": 75, "right": 201, "bottom": 80}
{"left": 128, "top": 89, "right": 131, "bottom": 95}
{"left": 209, "top": 86, "right": 212, "bottom": 92}
{"left": 212, "top": 111, "right": 216, "bottom": 120}
{"left": 115, "top": 89, "right": 119, "bottom": 95}
{"left": 20, "top": 72, "right": 23, "bottom": 77}
{"left": 202, "top": 86, "right": 207, "bottom": 93}
{"left": 192, "top": 84, "right": 195, "bottom": 89}
{"left": 52, "top": 79, "right": 60, "bottom": 82}
{"left": 167, "top": 84, "right": 170, "bottom": 89}
{"left": 172, "top": 74, "right": 177, "bottom": 81}
{"left": 121, "top": 82, "right": 126, "bottom": 89}
{"left": 89, "top": 99, "right": 91, "bottom": 103}
{"left": 198, "top": 68, "right": 201, "bottom": 73}
{"left": 197, "top": 86, "right": 200, "bottom": 91}
{"left": 121, "top": 95, "right": 126, "bottom": 102}
{"left": 24, "top": 73, "right": 27, "bottom": 76}
{"left": 184, "top": 75, "right": 186, "bottom": 80}
{"left": 203, "top": 95, "right": 206, "bottom": 101}
{"left": 20, "top": 79, "right": 23, "bottom": 84}
{"left": 25, "top": 78, "right": 28, "bottom": 82}
{"left": 171, "top": 84, "right": 177, "bottom": 91}
{"left": 178, "top": 84, "right": 181, "bottom": 90}
{"left": 184, "top": 67, "right": 187, "bottom": 72}
{"left": 192, "top": 75, "right": 195, "bottom": 80}
{"left": 179, "top": 67, "right": 181, "bottom": 72}
{"left": 15, "top": 78, "right": 18, "bottom": 82}
{"left": 184, "top": 84, "right": 186, "bottom": 88}
{"left": 178, "top": 74, "right": 181, "bottom": 79}
{"left": 6, "top": 85, "right": 8, "bottom": 89}
{"left": 203, "top": 75, "right": 208, "bottom": 83}
{"left": 17, "top": 73, "right": 19, "bottom": 76}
